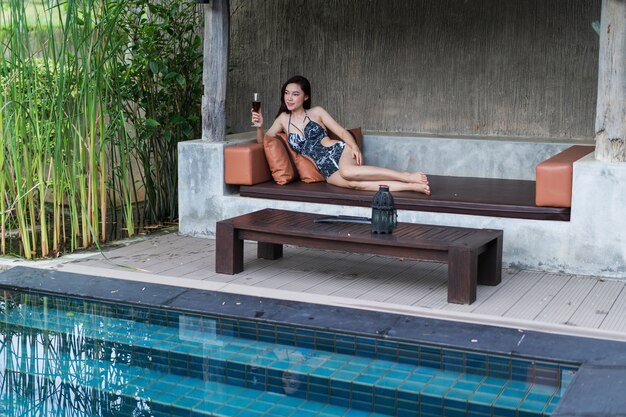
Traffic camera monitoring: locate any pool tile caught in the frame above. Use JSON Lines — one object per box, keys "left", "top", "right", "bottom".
{"left": 420, "top": 402, "right": 444, "bottom": 417}
{"left": 350, "top": 399, "right": 374, "bottom": 413}
{"left": 332, "top": 370, "right": 358, "bottom": 382}
{"left": 353, "top": 374, "right": 378, "bottom": 386}
{"left": 214, "top": 404, "right": 242, "bottom": 416}
{"left": 453, "top": 380, "right": 480, "bottom": 391}
{"left": 373, "top": 403, "right": 395, "bottom": 415}
{"left": 444, "top": 406, "right": 468, "bottom": 417}
{"left": 235, "top": 410, "right": 264, "bottom": 417}
{"left": 192, "top": 400, "right": 219, "bottom": 414}
{"left": 343, "top": 409, "right": 371, "bottom": 417}
{"left": 396, "top": 398, "right": 419, "bottom": 417}
{"left": 330, "top": 386, "right": 351, "bottom": 403}
{"left": 421, "top": 390, "right": 446, "bottom": 406}
{"left": 385, "top": 369, "right": 411, "bottom": 381}
{"left": 482, "top": 376, "right": 507, "bottom": 389}
{"left": 172, "top": 396, "right": 201, "bottom": 411}
{"left": 494, "top": 394, "right": 523, "bottom": 416}
{"left": 246, "top": 401, "right": 273, "bottom": 413}
{"left": 341, "top": 362, "right": 369, "bottom": 373}
{"left": 397, "top": 383, "right": 421, "bottom": 402}
{"left": 2, "top": 291, "right": 581, "bottom": 417}
{"left": 289, "top": 410, "right": 318, "bottom": 417}
{"left": 445, "top": 388, "right": 471, "bottom": 401}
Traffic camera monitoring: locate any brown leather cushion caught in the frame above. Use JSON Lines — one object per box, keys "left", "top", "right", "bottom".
{"left": 223, "top": 143, "right": 272, "bottom": 185}
{"left": 535, "top": 145, "right": 594, "bottom": 207}
{"left": 276, "top": 133, "right": 325, "bottom": 183}
{"left": 264, "top": 134, "right": 297, "bottom": 185}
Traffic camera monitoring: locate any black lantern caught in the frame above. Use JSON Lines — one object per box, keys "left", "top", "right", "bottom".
{"left": 371, "top": 185, "right": 397, "bottom": 234}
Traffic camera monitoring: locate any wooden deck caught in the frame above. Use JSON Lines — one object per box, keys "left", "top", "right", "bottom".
{"left": 6, "top": 227, "right": 626, "bottom": 341}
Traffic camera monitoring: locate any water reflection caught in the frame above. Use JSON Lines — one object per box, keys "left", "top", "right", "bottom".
{"left": 0, "top": 295, "right": 153, "bottom": 416}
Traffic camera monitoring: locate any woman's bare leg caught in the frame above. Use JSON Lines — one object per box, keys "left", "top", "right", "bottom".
{"left": 337, "top": 149, "right": 428, "bottom": 184}
{"left": 327, "top": 174, "right": 430, "bottom": 194}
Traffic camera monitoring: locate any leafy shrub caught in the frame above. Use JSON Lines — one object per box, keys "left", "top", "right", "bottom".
{"left": 116, "top": 1, "right": 203, "bottom": 223}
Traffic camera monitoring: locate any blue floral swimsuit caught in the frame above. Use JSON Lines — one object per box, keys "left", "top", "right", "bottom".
{"left": 287, "top": 112, "right": 346, "bottom": 179}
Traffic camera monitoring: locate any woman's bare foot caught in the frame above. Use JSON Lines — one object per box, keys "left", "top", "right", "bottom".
{"left": 412, "top": 182, "right": 431, "bottom": 195}
{"left": 407, "top": 172, "right": 428, "bottom": 184}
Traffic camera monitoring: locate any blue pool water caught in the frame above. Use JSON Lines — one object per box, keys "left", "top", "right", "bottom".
{"left": 0, "top": 290, "right": 577, "bottom": 417}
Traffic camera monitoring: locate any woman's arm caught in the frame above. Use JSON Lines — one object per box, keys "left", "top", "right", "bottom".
{"left": 253, "top": 111, "right": 284, "bottom": 143}
{"left": 316, "top": 107, "right": 363, "bottom": 165}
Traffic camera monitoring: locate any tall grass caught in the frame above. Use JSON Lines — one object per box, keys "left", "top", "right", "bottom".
{"left": 0, "top": 0, "right": 133, "bottom": 258}
{"left": 0, "top": 0, "right": 203, "bottom": 259}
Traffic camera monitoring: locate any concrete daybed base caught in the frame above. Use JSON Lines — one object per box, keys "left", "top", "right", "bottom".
{"left": 240, "top": 176, "right": 570, "bottom": 221}
{"left": 180, "top": 136, "right": 626, "bottom": 278}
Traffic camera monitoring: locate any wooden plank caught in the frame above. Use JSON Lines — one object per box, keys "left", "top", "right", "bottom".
{"left": 533, "top": 275, "right": 598, "bottom": 324}
{"left": 355, "top": 259, "right": 436, "bottom": 302}
{"left": 570, "top": 279, "right": 626, "bottom": 330}
{"left": 409, "top": 267, "right": 449, "bottom": 308}
{"left": 327, "top": 256, "right": 402, "bottom": 299}
{"left": 472, "top": 270, "right": 552, "bottom": 316}
{"left": 275, "top": 249, "right": 354, "bottom": 292}
{"left": 500, "top": 271, "right": 560, "bottom": 320}
{"left": 138, "top": 237, "right": 215, "bottom": 273}
{"left": 303, "top": 253, "right": 382, "bottom": 295}
{"left": 384, "top": 265, "right": 448, "bottom": 306}
{"left": 601, "top": 287, "right": 626, "bottom": 332}
{"left": 247, "top": 247, "right": 349, "bottom": 290}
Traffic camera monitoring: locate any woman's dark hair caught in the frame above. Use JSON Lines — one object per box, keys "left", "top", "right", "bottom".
{"left": 276, "top": 75, "right": 311, "bottom": 118}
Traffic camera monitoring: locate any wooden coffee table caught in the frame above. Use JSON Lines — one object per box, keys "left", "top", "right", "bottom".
{"left": 216, "top": 208, "right": 503, "bottom": 304}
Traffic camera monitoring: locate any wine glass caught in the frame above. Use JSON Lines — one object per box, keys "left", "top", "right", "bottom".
{"left": 251, "top": 93, "right": 261, "bottom": 127}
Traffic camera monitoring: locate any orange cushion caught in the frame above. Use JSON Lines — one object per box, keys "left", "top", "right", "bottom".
{"left": 264, "top": 134, "right": 297, "bottom": 185}
{"left": 276, "top": 133, "right": 325, "bottom": 183}
{"left": 223, "top": 143, "right": 272, "bottom": 185}
{"left": 535, "top": 145, "right": 594, "bottom": 207}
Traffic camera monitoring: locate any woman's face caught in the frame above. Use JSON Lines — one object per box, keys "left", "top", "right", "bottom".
{"left": 283, "top": 83, "right": 308, "bottom": 112}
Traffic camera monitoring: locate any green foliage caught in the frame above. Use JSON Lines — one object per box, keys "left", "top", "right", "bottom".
{"left": 0, "top": 0, "right": 203, "bottom": 258}
{"left": 116, "top": 1, "right": 203, "bottom": 223}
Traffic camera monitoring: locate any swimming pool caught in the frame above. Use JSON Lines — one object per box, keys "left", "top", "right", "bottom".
{"left": 0, "top": 267, "right": 624, "bottom": 416}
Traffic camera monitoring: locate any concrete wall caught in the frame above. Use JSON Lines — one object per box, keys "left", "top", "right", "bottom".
{"left": 227, "top": 0, "right": 600, "bottom": 140}
{"left": 178, "top": 136, "right": 626, "bottom": 279}
{"left": 362, "top": 134, "right": 572, "bottom": 180}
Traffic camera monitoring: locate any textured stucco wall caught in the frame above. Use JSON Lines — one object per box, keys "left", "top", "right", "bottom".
{"left": 227, "top": 0, "right": 600, "bottom": 140}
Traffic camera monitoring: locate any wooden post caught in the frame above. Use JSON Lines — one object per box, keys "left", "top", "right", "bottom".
{"left": 594, "top": 0, "right": 626, "bottom": 162}
{"left": 201, "top": 0, "right": 229, "bottom": 142}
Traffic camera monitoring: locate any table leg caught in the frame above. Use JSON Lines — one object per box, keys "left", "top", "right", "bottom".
{"left": 216, "top": 222, "right": 243, "bottom": 274}
{"left": 448, "top": 246, "right": 477, "bottom": 304}
{"left": 258, "top": 242, "right": 283, "bottom": 260}
{"left": 477, "top": 234, "right": 503, "bottom": 286}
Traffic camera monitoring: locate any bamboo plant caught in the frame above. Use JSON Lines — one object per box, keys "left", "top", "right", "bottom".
{"left": 0, "top": 0, "right": 203, "bottom": 259}
{"left": 0, "top": 0, "right": 132, "bottom": 258}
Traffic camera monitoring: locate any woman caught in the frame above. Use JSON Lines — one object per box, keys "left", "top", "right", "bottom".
{"left": 252, "top": 75, "right": 430, "bottom": 194}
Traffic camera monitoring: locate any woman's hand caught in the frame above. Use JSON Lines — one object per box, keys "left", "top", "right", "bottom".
{"left": 351, "top": 145, "right": 363, "bottom": 165}
{"left": 251, "top": 109, "right": 263, "bottom": 128}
